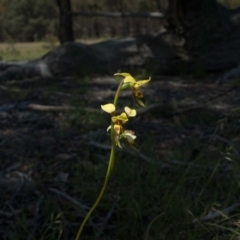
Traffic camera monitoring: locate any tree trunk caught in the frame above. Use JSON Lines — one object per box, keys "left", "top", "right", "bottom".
{"left": 166, "top": 0, "right": 237, "bottom": 52}
{"left": 56, "top": 0, "right": 74, "bottom": 44}
{"left": 150, "top": 0, "right": 240, "bottom": 72}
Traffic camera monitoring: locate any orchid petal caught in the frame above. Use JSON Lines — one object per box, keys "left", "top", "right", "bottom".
{"left": 112, "top": 113, "right": 128, "bottom": 124}
{"left": 124, "top": 131, "right": 137, "bottom": 143}
{"left": 114, "top": 73, "right": 136, "bottom": 84}
{"left": 101, "top": 103, "right": 115, "bottom": 113}
{"left": 123, "top": 75, "right": 136, "bottom": 84}
{"left": 124, "top": 106, "right": 137, "bottom": 117}
{"left": 114, "top": 72, "right": 131, "bottom": 77}
{"left": 114, "top": 124, "right": 121, "bottom": 134}
{"left": 134, "top": 77, "right": 151, "bottom": 87}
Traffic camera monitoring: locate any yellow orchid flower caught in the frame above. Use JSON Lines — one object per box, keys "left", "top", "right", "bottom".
{"left": 114, "top": 73, "right": 151, "bottom": 106}
{"left": 111, "top": 113, "right": 127, "bottom": 139}
{"left": 101, "top": 103, "right": 137, "bottom": 148}
{"left": 78, "top": 72, "right": 149, "bottom": 240}
{"left": 114, "top": 73, "right": 151, "bottom": 88}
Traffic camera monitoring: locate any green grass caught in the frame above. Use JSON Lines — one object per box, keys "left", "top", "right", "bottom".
{"left": 52, "top": 103, "right": 240, "bottom": 239}
{"left": 72, "top": 147, "right": 240, "bottom": 240}
{"left": 6, "top": 132, "right": 240, "bottom": 240}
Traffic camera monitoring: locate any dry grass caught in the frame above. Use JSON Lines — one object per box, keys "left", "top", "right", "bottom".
{"left": 0, "top": 41, "right": 54, "bottom": 61}
{"left": 217, "top": 0, "right": 240, "bottom": 9}
{"left": 0, "top": 42, "right": 54, "bottom": 60}
{"left": 0, "top": 38, "right": 108, "bottom": 61}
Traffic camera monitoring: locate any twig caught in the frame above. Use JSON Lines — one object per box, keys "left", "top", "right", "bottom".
{"left": 137, "top": 84, "right": 237, "bottom": 117}
{"left": 85, "top": 141, "right": 225, "bottom": 172}
{"left": 48, "top": 187, "right": 89, "bottom": 213}
{"left": 86, "top": 141, "right": 111, "bottom": 151}
{"left": 86, "top": 140, "right": 151, "bottom": 162}
{"left": 201, "top": 134, "right": 239, "bottom": 156}
{"left": 0, "top": 210, "right": 14, "bottom": 218}
{"left": 48, "top": 188, "right": 103, "bottom": 232}
{"left": 195, "top": 203, "right": 240, "bottom": 222}
{"left": 96, "top": 203, "right": 117, "bottom": 237}
{"left": 86, "top": 141, "right": 220, "bottom": 169}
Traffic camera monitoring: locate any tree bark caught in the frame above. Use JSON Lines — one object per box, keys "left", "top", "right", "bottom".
{"left": 166, "top": 0, "right": 237, "bottom": 52}
{"left": 56, "top": 0, "right": 74, "bottom": 44}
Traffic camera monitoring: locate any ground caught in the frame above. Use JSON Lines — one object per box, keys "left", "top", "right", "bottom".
{"left": 0, "top": 73, "right": 240, "bottom": 240}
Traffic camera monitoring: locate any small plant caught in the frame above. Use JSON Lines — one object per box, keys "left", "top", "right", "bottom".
{"left": 75, "top": 72, "right": 151, "bottom": 239}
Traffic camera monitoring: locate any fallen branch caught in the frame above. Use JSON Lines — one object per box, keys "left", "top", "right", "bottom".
{"left": 71, "top": 11, "right": 164, "bottom": 19}
{"left": 2, "top": 82, "right": 236, "bottom": 118}
{"left": 0, "top": 210, "right": 14, "bottom": 218}
{"left": 27, "top": 104, "right": 76, "bottom": 112}
{"left": 26, "top": 104, "right": 101, "bottom": 113}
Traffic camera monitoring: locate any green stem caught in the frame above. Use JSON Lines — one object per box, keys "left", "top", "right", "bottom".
{"left": 75, "top": 79, "right": 124, "bottom": 240}
{"left": 75, "top": 148, "right": 115, "bottom": 240}
{"left": 113, "top": 79, "right": 123, "bottom": 106}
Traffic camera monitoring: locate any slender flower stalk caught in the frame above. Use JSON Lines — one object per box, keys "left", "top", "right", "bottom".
{"left": 75, "top": 79, "right": 124, "bottom": 240}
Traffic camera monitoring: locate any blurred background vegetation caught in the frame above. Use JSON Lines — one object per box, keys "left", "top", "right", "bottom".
{"left": 0, "top": 0, "right": 239, "bottom": 43}
{"left": 0, "top": 0, "right": 239, "bottom": 61}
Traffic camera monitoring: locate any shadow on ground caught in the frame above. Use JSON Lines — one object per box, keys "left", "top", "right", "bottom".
{"left": 0, "top": 74, "right": 240, "bottom": 239}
